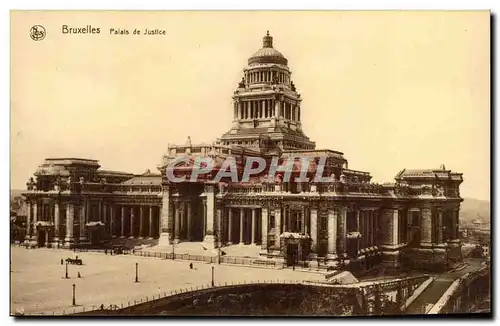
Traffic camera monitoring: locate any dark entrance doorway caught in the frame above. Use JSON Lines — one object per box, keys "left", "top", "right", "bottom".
{"left": 286, "top": 243, "right": 298, "bottom": 266}
{"left": 37, "top": 229, "right": 47, "bottom": 247}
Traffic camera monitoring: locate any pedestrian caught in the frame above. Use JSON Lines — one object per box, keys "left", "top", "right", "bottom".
{"left": 77, "top": 272, "right": 81, "bottom": 278}
{"left": 189, "top": 262, "right": 193, "bottom": 270}
{"left": 61, "top": 258, "right": 64, "bottom": 265}
{"left": 105, "top": 249, "right": 107, "bottom": 255}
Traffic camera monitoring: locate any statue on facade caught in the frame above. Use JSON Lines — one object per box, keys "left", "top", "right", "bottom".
{"left": 26, "top": 177, "right": 35, "bottom": 190}
{"left": 434, "top": 184, "right": 445, "bottom": 197}
{"left": 218, "top": 182, "right": 225, "bottom": 194}
{"left": 290, "top": 81, "right": 296, "bottom": 92}
{"left": 421, "top": 185, "right": 432, "bottom": 196}
{"left": 340, "top": 173, "right": 347, "bottom": 183}
{"left": 238, "top": 77, "right": 245, "bottom": 88}
{"left": 54, "top": 177, "right": 61, "bottom": 191}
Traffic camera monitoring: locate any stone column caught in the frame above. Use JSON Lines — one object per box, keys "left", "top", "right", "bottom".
{"left": 216, "top": 207, "right": 223, "bottom": 247}
{"left": 180, "top": 202, "right": 185, "bottom": 235}
{"left": 120, "top": 206, "right": 125, "bottom": 238}
{"left": 239, "top": 209, "right": 244, "bottom": 244}
{"left": 53, "top": 203, "right": 60, "bottom": 243}
{"left": 187, "top": 202, "right": 192, "bottom": 241}
{"left": 149, "top": 206, "right": 154, "bottom": 238}
{"left": 437, "top": 210, "right": 443, "bottom": 244}
{"left": 79, "top": 201, "right": 86, "bottom": 241}
{"left": 275, "top": 207, "right": 281, "bottom": 249}
{"left": 327, "top": 209, "right": 337, "bottom": 257}
{"left": 174, "top": 203, "right": 181, "bottom": 243}
{"left": 310, "top": 208, "right": 318, "bottom": 253}
{"left": 392, "top": 209, "right": 399, "bottom": 245}
{"left": 31, "top": 202, "right": 38, "bottom": 242}
{"left": 301, "top": 206, "right": 306, "bottom": 234}
{"left": 203, "top": 184, "right": 216, "bottom": 247}
{"left": 251, "top": 208, "right": 256, "bottom": 244}
{"left": 337, "top": 207, "right": 346, "bottom": 255}
{"left": 356, "top": 209, "right": 360, "bottom": 231}
{"left": 420, "top": 204, "right": 433, "bottom": 246}
{"left": 139, "top": 206, "right": 145, "bottom": 238}
{"left": 25, "top": 202, "right": 32, "bottom": 243}
{"left": 110, "top": 204, "right": 115, "bottom": 237}
{"left": 159, "top": 185, "right": 173, "bottom": 245}
{"left": 129, "top": 207, "right": 135, "bottom": 238}
{"left": 99, "top": 200, "right": 103, "bottom": 223}
{"left": 261, "top": 208, "right": 268, "bottom": 250}
{"left": 370, "top": 210, "right": 375, "bottom": 246}
{"left": 227, "top": 208, "right": 233, "bottom": 245}
{"left": 102, "top": 202, "right": 107, "bottom": 235}
{"left": 64, "top": 203, "right": 74, "bottom": 246}
{"left": 453, "top": 209, "right": 460, "bottom": 240}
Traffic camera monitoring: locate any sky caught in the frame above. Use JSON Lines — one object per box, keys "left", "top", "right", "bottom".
{"left": 10, "top": 11, "right": 490, "bottom": 200}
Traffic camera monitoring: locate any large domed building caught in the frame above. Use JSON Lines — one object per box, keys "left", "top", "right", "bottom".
{"left": 21, "top": 32, "right": 464, "bottom": 272}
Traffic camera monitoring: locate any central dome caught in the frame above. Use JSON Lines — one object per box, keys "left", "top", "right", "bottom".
{"left": 248, "top": 31, "right": 288, "bottom": 66}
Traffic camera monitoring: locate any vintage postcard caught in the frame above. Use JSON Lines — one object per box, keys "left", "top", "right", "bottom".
{"left": 10, "top": 10, "right": 491, "bottom": 317}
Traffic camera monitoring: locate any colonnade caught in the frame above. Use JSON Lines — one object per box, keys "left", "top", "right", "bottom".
{"left": 235, "top": 100, "right": 300, "bottom": 121}
{"left": 244, "top": 69, "right": 289, "bottom": 86}
{"left": 221, "top": 207, "right": 262, "bottom": 245}
{"left": 24, "top": 199, "right": 161, "bottom": 247}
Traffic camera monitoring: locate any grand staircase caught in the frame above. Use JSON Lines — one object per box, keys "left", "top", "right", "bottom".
{"left": 405, "top": 278, "right": 454, "bottom": 314}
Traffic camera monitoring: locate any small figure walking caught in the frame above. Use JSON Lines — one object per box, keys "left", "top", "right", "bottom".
{"left": 189, "top": 263, "right": 193, "bottom": 270}
{"left": 77, "top": 272, "right": 81, "bottom": 278}
{"left": 61, "top": 259, "right": 64, "bottom": 265}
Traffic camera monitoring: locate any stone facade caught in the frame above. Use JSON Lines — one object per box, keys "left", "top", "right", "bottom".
{"left": 21, "top": 32, "right": 463, "bottom": 272}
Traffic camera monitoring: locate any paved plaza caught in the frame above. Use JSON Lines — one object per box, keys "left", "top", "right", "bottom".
{"left": 10, "top": 246, "right": 324, "bottom": 315}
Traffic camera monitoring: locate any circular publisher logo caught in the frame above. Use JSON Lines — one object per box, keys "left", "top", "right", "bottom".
{"left": 30, "top": 25, "right": 46, "bottom": 41}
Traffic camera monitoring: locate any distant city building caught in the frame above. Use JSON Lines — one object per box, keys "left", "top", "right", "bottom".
{"left": 22, "top": 32, "right": 464, "bottom": 272}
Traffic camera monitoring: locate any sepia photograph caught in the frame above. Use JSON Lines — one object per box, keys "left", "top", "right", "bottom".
{"left": 9, "top": 10, "right": 491, "bottom": 317}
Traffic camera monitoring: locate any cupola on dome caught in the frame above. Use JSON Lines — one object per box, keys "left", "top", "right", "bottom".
{"left": 248, "top": 31, "right": 288, "bottom": 66}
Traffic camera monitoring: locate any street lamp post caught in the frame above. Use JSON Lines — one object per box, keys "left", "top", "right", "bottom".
{"left": 72, "top": 284, "right": 76, "bottom": 306}
{"left": 135, "top": 262, "right": 139, "bottom": 283}
{"left": 65, "top": 262, "right": 69, "bottom": 279}
{"left": 211, "top": 266, "right": 215, "bottom": 287}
